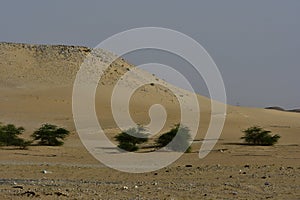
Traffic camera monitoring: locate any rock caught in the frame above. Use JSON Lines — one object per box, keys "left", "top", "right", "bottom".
{"left": 122, "top": 186, "right": 128, "bottom": 190}
{"left": 12, "top": 185, "right": 23, "bottom": 189}
{"left": 244, "top": 164, "right": 250, "bottom": 168}
{"left": 231, "top": 191, "right": 238, "bottom": 195}
{"left": 134, "top": 185, "right": 138, "bottom": 189}
{"left": 261, "top": 176, "right": 267, "bottom": 179}
{"left": 54, "top": 191, "right": 69, "bottom": 197}
{"left": 264, "top": 182, "right": 270, "bottom": 186}
{"left": 21, "top": 191, "right": 36, "bottom": 197}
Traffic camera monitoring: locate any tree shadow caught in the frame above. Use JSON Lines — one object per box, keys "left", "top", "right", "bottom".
{"left": 222, "top": 142, "right": 266, "bottom": 146}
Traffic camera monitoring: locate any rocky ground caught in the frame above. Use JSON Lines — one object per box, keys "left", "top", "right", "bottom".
{"left": 0, "top": 147, "right": 299, "bottom": 200}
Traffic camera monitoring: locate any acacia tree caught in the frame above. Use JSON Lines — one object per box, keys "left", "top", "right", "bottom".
{"left": 156, "top": 124, "right": 192, "bottom": 153}
{"left": 0, "top": 124, "right": 31, "bottom": 149}
{"left": 241, "top": 126, "right": 280, "bottom": 146}
{"left": 115, "top": 126, "right": 148, "bottom": 152}
{"left": 31, "top": 124, "right": 70, "bottom": 146}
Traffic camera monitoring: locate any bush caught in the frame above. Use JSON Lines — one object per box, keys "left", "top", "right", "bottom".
{"left": 156, "top": 124, "right": 192, "bottom": 152}
{"left": 115, "top": 126, "right": 148, "bottom": 152}
{"left": 31, "top": 124, "right": 70, "bottom": 146}
{"left": 0, "top": 123, "right": 31, "bottom": 149}
{"left": 241, "top": 126, "right": 280, "bottom": 146}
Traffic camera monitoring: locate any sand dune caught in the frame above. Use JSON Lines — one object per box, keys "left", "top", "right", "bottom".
{"left": 0, "top": 42, "right": 299, "bottom": 199}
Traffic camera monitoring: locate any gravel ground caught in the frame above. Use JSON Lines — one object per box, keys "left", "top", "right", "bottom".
{"left": 0, "top": 162, "right": 299, "bottom": 200}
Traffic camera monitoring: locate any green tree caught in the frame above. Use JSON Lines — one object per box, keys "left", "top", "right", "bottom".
{"left": 31, "top": 124, "right": 70, "bottom": 146}
{"left": 241, "top": 126, "right": 280, "bottom": 146}
{"left": 156, "top": 124, "right": 192, "bottom": 153}
{"left": 115, "top": 126, "right": 148, "bottom": 152}
{"left": 0, "top": 123, "right": 31, "bottom": 149}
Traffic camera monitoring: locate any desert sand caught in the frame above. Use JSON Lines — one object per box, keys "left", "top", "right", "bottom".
{"left": 0, "top": 42, "right": 299, "bottom": 199}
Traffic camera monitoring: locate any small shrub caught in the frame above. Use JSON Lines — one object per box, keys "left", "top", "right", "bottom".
{"left": 31, "top": 124, "right": 70, "bottom": 146}
{"left": 115, "top": 126, "right": 148, "bottom": 152}
{"left": 241, "top": 126, "right": 280, "bottom": 146}
{"left": 0, "top": 123, "right": 31, "bottom": 149}
{"left": 156, "top": 124, "right": 192, "bottom": 152}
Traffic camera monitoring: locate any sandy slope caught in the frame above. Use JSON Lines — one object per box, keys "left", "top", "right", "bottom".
{"left": 0, "top": 42, "right": 299, "bottom": 199}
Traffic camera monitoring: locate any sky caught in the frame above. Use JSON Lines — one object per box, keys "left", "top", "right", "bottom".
{"left": 0, "top": 0, "right": 299, "bottom": 109}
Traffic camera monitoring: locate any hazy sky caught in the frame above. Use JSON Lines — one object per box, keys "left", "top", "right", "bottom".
{"left": 0, "top": 0, "right": 299, "bottom": 108}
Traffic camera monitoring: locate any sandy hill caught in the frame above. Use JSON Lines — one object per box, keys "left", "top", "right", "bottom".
{"left": 0, "top": 42, "right": 206, "bottom": 133}
{"left": 0, "top": 42, "right": 299, "bottom": 142}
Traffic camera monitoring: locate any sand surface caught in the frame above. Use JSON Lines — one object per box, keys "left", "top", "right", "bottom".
{"left": 0, "top": 42, "right": 299, "bottom": 199}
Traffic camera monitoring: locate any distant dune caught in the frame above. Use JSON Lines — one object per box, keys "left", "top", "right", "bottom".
{"left": 265, "top": 106, "right": 300, "bottom": 113}
{"left": 265, "top": 106, "right": 285, "bottom": 111}
{"left": 288, "top": 109, "right": 300, "bottom": 113}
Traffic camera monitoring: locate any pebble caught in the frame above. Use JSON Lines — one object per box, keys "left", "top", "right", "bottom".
{"left": 21, "top": 191, "right": 36, "bottom": 197}
{"left": 54, "top": 191, "right": 69, "bottom": 197}
{"left": 264, "top": 182, "right": 270, "bottom": 186}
